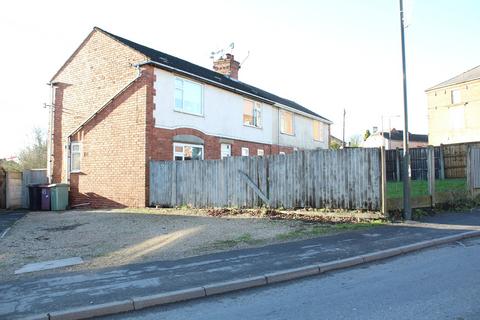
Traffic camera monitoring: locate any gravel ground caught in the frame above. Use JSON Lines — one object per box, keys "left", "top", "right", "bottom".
{"left": 0, "top": 208, "right": 383, "bottom": 281}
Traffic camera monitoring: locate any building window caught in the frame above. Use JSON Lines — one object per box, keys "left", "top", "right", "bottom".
{"left": 451, "top": 89, "right": 461, "bottom": 104}
{"left": 241, "top": 147, "right": 249, "bottom": 156}
{"left": 313, "top": 120, "right": 324, "bottom": 141}
{"left": 173, "top": 143, "right": 203, "bottom": 161}
{"left": 174, "top": 77, "right": 203, "bottom": 115}
{"left": 449, "top": 107, "right": 465, "bottom": 129}
{"left": 280, "top": 110, "right": 294, "bottom": 135}
{"left": 279, "top": 151, "right": 286, "bottom": 155}
{"left": 221, "top": 143, "right": 231, "bottom": 159}
{"left": 243, "top": 99, "right": 262, "bottom": 128}
{"left": 70, "top": 142, "right": 82, "bottom": 172}
{"left": 257, "top": 149, "right": 264, "bottom": 156}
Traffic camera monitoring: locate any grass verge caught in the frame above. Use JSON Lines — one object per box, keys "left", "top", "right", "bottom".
{"left": 387, "top": 178, "right": 466, "bottom": 199}
{"left": 275, "top": 220, "right": 385, "bottom": 241}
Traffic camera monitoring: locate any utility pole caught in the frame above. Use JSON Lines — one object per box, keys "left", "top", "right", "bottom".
{"left": 399, "top": 0, "right": 411, "bottom": 219}
{"left": 342, "top": 108, "right": 346, "bottom": 148}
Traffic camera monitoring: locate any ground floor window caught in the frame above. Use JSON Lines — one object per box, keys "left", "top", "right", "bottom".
{"left": 257, "top": 149, "right": 264, "bottom": 156}
{"left": 241, "top": 147, "right": 249, "bottom": 156}
{"left": 70, "top": 142, "right": 82, "bottom": 172}
{"left": 173, "top": 143, "right": 203, "bottom": 161}
{"left": 221, "top": 143, "right": 231, "bottom": 159}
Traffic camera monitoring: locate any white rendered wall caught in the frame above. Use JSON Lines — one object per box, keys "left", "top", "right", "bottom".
{"left": 154, "top": 68, "right": 329, "bottom": 150}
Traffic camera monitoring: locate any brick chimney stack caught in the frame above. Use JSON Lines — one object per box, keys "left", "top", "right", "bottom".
{"left": 213, "top": 53, "right": 240, "bottom": 79}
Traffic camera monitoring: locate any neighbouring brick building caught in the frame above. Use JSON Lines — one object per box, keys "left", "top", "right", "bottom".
{"left": 48, "top": 27, "right": 332, "bottom": 208}
{"left": 426, "top": 65, "right": 480, "bottom": 146}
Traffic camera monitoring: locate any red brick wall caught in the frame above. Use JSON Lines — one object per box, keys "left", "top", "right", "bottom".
{"left": 147, "top": 127, "right": 294, "bottom": 161}
{"left": 51, "top": 28, "right": 148, "bottom": 208}
{"left": 69, "top": 71, "right": 151, "bottom": 208}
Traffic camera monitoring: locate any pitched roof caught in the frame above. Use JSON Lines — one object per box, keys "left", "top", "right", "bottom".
{"left": 426, "top": 65, "right": 480, "bottom": 91}
{"left": 381, "top": 130, "right": 428, "bottom": 143}
{"left": 97, "top": 27, "right": 331, "bottom": 123}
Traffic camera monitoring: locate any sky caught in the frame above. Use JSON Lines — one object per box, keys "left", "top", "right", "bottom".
{"left": 1, "top": 0, "right": 479, "bottom": 158}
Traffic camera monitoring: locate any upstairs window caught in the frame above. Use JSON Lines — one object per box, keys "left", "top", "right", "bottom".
{"left": 451, "top": 89, "right": 461, "bottom": 104}
{"left": 173, "top": 143, "right": 203, "bottom": 161}
{"left": 175, "top": 77, "right": 203, "bottom": 115}
{"left": 70, "top": 142, "right": 82, "bottom": 172}
{"left": 280, "top": 110, "right": 294, "bottom": 135}
{"left": 313, "top": 120, "right": 324, "bottom": 141}
{"left": 243, "top": 99, "right": 262, "bottom": 128}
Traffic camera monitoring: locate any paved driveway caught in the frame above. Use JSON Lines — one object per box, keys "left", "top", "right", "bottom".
{"left": 0, "top": 212, "right": 26, "bottom": 236}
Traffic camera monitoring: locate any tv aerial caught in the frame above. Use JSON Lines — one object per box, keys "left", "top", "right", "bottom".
{"left": 210, "top": 42, "right": 234, "bottom": 60}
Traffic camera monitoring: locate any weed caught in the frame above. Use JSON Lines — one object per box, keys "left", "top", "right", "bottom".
{"left": 209, "top": 233, "right": 265, "bottom": 249}
{"left": 275, "top": 221, "right": 384, "bottom": 241}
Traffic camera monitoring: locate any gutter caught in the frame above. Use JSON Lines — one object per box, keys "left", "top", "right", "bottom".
{"left": 134, "top": 60, "right": 333, "bottom": 125}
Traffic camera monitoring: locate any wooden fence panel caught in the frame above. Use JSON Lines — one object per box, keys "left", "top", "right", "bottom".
{"left": 443, "top": 142, "right": 480, "bottom": 178}
{"left": 386, "top": 147, "right": 441, "bottom": 181}
{"left": 21, "top": 169, "right": 47, "bottom": 209}
{"left": 149, "top": 148, "right": 381, "bottom": 210}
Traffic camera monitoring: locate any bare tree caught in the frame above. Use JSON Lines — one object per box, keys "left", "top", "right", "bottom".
{"left": 18, "top": 128, "right": 47, "bottom": 170}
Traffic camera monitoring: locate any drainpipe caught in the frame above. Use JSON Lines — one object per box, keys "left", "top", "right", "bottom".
{"left": 46, "top": 82, "right": 56, "bottom": 183}
{"left": 66, "top": 136, "right": 71, "bottom": 183}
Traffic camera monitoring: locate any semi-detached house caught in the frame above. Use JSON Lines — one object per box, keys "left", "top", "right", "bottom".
{"left": 48, "top": 27, "right": 332, "bottom": 208}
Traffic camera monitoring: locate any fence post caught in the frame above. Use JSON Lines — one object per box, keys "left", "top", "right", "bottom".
{"left": 427, "top": 146, "right": 436, "bottom": 207}
{"left": 466, "top": 146, "right": 472, "bottom": 197}
{"left": 439, "top": 144, "right": 445, "bottom": 180}
{"left": 171, "top": 161, "right": 177, "bottom": 207}
{"left": 381, "top": 147, "right": 387, "bottom": 214}
{"left": 395, "top": 148, "right": 401, "bottom": 181}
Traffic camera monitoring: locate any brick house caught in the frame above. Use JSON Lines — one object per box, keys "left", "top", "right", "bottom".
{"left": 425, "top": 65, "right": 480, "bottom": 146}
{"left": 48, "top": 27, "right": 332, "bottom": 208}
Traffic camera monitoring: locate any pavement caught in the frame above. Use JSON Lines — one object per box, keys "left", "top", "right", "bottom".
{"left": 0, "top": 211, "right": 26, "bottom": 238}
{"left": 1, "top": 210, "right": 480, "bottom": 319}
{"left": 105, "top": 237, "right": 480, "bottom": 320}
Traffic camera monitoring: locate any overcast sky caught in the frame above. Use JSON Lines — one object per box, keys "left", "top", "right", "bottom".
{"left": 1, "top": 0, "right": 479, "bottom": 158}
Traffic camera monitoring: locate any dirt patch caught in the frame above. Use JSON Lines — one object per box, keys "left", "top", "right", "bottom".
{"left": 42, "top": 223, "right": 86, "bottom": 232}
{"left": 0, "top": 208, "right": 384, "bottom": 281}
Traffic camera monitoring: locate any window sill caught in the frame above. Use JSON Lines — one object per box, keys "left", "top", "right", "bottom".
{"left": 70, "top": 170, "right": 82, "bottom": 174}
{"left": 280, "top": 131, "right": 295, "bottom": 136}
{"left": 243, "top": 124, "right": 263, "bottom": 130}
{"left": 174, "top": 108, "right": 204, "bottom": 118}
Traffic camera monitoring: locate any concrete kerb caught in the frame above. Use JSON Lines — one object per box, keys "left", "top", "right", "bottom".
{"left": 29, "top": 230, "right": 480, "bottom": 320}
{"left": 203, "top": 276, "right": 267, "bottom": 296}
{"left": 265, "top": 265, "right": 320, "bottom": 284}
{"left": 48, "top": 299, "right": 134, "bottom": 320}
{"left": 133, "top": 287, "right": 206, "bottom": 310}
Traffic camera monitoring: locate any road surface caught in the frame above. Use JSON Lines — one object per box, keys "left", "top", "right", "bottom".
{"left": 105, "top": 237, "right": 480, "bottom": 320}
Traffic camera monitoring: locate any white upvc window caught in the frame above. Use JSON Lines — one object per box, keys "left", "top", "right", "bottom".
{"left": 70, "top": 142, "right": 82, "bottom": 172}
{"left": 257, "top": 149, "right": 264, "bottom": 156}
{"left": 313, "top": 120, "right": 324, "bottom": 141}
{"left": 174, "top": 77, "right": 203, "bottom": 116}
{"left": 451, "top": 89, "right": 461, "bottom": 104}
{"left": 241, "top": 147, "right": 249, "bottom": 156}
{"left": 243, "top": 99, "right": 262, "bottom": 128}
{"left": 280, "top": 110, "right": 294, "bottom": 135}
{"left": 173, "top": 143, "right": 204, "bottom": 161}
{"left": 221, "top": 143, "right": 231, "bottom": 159}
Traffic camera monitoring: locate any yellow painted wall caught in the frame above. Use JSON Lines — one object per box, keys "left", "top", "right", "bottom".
{"left": 426, "top": 79, "right": 480, "bottom": 145}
